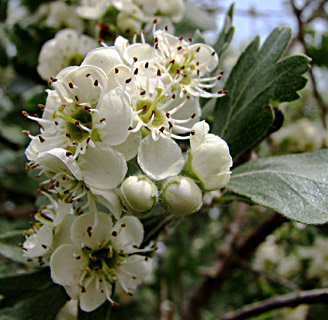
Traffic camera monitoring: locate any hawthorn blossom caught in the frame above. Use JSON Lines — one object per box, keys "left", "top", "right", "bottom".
{"left": 120, "top": 175, "right": 158, "bottom": 214}
{"left": 76, "top": 0, "right": 112, "bottom": 20}
{"left": 22, "top": 198, "right": 75, "bottom": 261}
{"left": 37, "top": 29, "right": 98, "bottom": 81}
{"left": 118, "top": 28, "right": 224, "bottom": 98}
{"left": 25, "top": 64, "right": 133, "bottom": 157}
{"left": 50, "top": 211, "right": 152, "bottom": 311}
{"left": 188, "top": 121, "right": 232, "bottom": 191}
{"left": 161, "top": 176, "right": 203, "bottom": 215}
{"left": 26, "top": 146, "right": 125, "bottom": 218}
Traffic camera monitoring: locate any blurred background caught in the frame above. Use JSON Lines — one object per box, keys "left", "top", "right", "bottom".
{"left": 0, "top": 1, "right": 328, "bottom": 319}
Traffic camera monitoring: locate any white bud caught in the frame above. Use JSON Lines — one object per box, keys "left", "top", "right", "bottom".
{"left": 189, "top": 121, "right": 233, "bottom": 191}
{"left": 161, "top": 176, "right": 202, "bottom": 216}
{"left": 121, "top": 176, "right": 158, "bottom": 214}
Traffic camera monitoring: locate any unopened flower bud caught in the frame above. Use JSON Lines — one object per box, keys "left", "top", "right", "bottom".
{"left": 120, "top": 176, "right": 158, "bottom": 215}
{"left": 187, "top": 121, "right": 233, "bottom": 191}
{"left": 161, "top": 176, "right": 202, "bottom": 216}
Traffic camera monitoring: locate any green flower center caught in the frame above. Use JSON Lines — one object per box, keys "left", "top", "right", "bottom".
{"left": 66, "top": 109, "right": 93, "bottom": 142}
{"left": 167, "top": 54, "right": 195, "bottom": 85}
{"left": 136, "top": 89, "right": 166, "bottom": 128}
{"left": 89, "top": 248, "right": 119, "bottom": 271}
{"left": 66, "top": 54, "right": 85, "bottom": 67}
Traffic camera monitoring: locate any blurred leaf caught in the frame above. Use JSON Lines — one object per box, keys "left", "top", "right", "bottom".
{"left": 78, "top": 301, "right": 112, "bottom": 320}
{"left": 227, "top": 149, "right": 328, "bottom": 224}
{"left": 0, "top": 0, "right": 8, "bottom": 21}
{"left": 212, "top": 27, "right": 310, "bottom": 158}
{"left": 0, "top": 282, "right": 67, "bottom": 320}
{"left": 308, "top": 34, "right": 328, "bottom": 67}
{"left": 0, "top": 268, "right": 52, "bottom": 306}
{"left": 214, "top": 3, "right": 235, "bottom": 58}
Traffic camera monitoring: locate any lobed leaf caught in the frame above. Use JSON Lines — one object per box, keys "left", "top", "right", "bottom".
{"left": 227, "top": 149, "right": 328, "bottom": 224}
{"left": 212, "top": 27, "right": 311, "bottom": 158}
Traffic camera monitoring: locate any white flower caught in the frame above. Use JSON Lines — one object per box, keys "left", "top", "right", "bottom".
{"left": 50, "top": 211, "right": 152, "bottom": 312}
{"left": 253, "top": 235, "right": 285, "bottom": 272}
{"left": 153, "top": 0, "right": 185, "bottom": 22}
{"left": 22, "top": 199, "right": 75, "bottom": 260}
{"left": 161, "top": 176, "right": 203, "bottom": 215}
{"left": 76, "top": 0, "right": 112, "bottom": 20}
{"left": 23, "top": 224, "right": 53, "bottom": 260}
{"left": 120, "top": 175, "right": 158, "bottom": 214}
{"left": 120, "top": 29, "right": 224, "bottom": 98}
{"left": 29, "top": 146, "right": 125, "bottom": 219}
{"left": 56, "top": 299, "right": 78, "bottom": 320}
{"left": 37, "top": 29, "right": 98, "bottom": 81}
{"left": 188, "top": 121, "right": 232, "bottom": 191}
{"left": 81, "top": 46, "right": 123, "bottom": 74}
{"left": 25, "top": 64, "right": 133, "bottom": 157}
{"left": 35, "top": 1, "right": 83, "bottom": 31}
{"left": 137, "top": 135, "right": 185, "bottom": 180}
{"left": 105, "top": 61, "right": 201, "bottom": 141}
{"left": 299, "top": 236, "right": 328, "bottom": 285}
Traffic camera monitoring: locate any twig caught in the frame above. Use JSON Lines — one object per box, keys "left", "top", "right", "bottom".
{"left": 181, "top": 211, "right": 287, "bottom": 320}
{"left": 290, "top": 0, "right": 328, "bottom": 129}
{"left": 219, "top": 288, "right": 328, "bottom": 320}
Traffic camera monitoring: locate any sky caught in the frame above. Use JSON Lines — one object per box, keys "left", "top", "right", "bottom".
{"left": 217, "top": 0, "right": 296, "bottom": 45}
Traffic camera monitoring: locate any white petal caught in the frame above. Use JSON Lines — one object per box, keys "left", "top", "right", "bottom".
{"left": 189, "top": 43, "right": 218, "bottom": 73}
{"left": 52, "top": 214, "right": 76, "bottom": 249}
{"left": 90, "top": 187, "right": 123, "bottom": 220}
{"left": 38, "top": 148, "right": 83, "bottom": 180}
{"left": 202, "top": 172, "right": 232, "bottom": 191}
{"left": 23, "top": 224, "right": 53, "bottom": 258}
{"left": 123, "top": 43, "right": 154, "bottom": 65}
{"left": 50, "top": 244, "right": 87, "bottom": 285}
{"left": 79, "top": 275, "right": 108, "bottom": 312}
{"left": 58, "top": 65, "right": 108, "bottom": 104}
{"left": 190, "top": 121, "right": 210, "bottom": 150}
{"left": 137, "top": 135, "right": 185, "bottom": 180}
{"left": 82, "top": 47, "right": 123, "bottom": 74}
{"left": 116, "top": 255, "right": 152, "bottom": 290}
{"left": 78, "top": 144, "right": 127, "bottom": 190}
{"left": 71, "top": 210, "right": 113, "bottom": 250}
{"left": 112, "top": 216, "right": 144, "bottom": 253}
{"left": 112, "top": 131, "right": 141, "bottom": 161}
{"left": 97, "top": 88, "right": 133, "bottom": 146}
{"left": 25, "top": 135, "right": 65, "bottom": 162}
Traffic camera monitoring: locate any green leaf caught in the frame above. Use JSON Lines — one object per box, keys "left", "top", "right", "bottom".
{"left": 227, "top": 149, "right": 328, "bottom": 224}
{"left": 78, "top": 301, "right": 112, "bottom": 320}
{"left": 212, "top": 27, "right": 310, "bottom": 158}
{"left": 0, "top": 283, "right": 67, "bottom": 320}
{"left": 0, "top": 268, "right": 52, "bottom": 307}
{"left": 214, "top": 3, "right": 235, "bottom": 58}
{"left": 0, "top": 268, "right": 68, "bottom": 319}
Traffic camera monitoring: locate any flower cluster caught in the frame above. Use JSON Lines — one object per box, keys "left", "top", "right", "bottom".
{"left": 22, "top": 27, "right": 232, "bottom": 311}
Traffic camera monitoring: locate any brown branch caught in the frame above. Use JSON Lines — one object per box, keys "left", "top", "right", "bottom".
{"left": 219, "top": 288, "right": 328, "bottom": 320}
{"left": 290, "top": 0, "right": 328, "bottom": 129}
{"left": 182, "top": 208, "right": 288, "bottom": 320}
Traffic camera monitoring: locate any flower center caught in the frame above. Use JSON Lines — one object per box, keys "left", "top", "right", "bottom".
{"left": 135, "top": 89, "right": 167, "bottom": 128}
{"left": 66, "top": 109, "right": 93, "bottom": 142}
{"left": 89, "top": 247, "right": 118, "bottom": 271}
{"left": 66, "top": 54, "right": 85, "bottom": 67}
{"left": 167, "top": 54, "right": 195, "bottom": 85}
